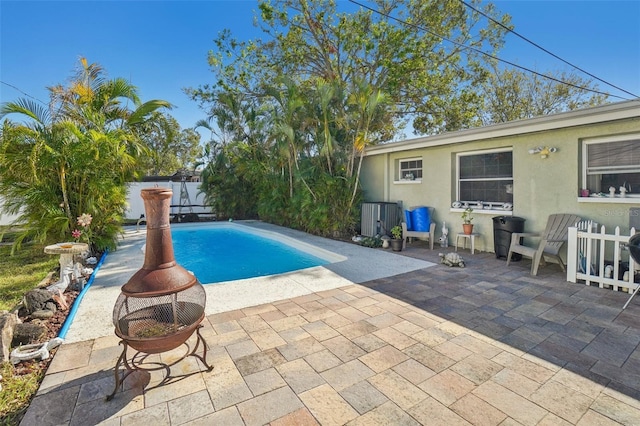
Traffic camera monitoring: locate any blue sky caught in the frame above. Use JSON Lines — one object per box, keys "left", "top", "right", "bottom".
{"left": 1, "top": 0, "right": 639, "bottom": 139}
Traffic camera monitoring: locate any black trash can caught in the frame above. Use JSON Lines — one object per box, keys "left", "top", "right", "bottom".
{"left": 493, "top": 216, "right": 526, "bottom": 261}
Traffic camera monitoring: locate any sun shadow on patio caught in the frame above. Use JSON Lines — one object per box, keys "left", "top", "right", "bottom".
{"left": 373, "top": 245, "right": 640, "bottom": 405}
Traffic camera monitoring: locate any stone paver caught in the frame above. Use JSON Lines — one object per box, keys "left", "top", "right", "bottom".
{"left": 450, "top": 393, "right": 508, "bottom": 426}
{"left": 473, "top": 381, "right": 548, "bottom": 426}
{"left": 120, "top": 403, "right": 169, "bottom": 425}
{"left": 166, "top": 389, "right": 215, "bottom": 424}
{"left": 243, "top": 367, "right": 287, "bottom": 396}
{"left": 347, "top": 400, "right": 420, "bottom": 425}
{"left": 237, "top": 386, "right": 304, "bottom": 426}
{"left": 358, "top": 345, "right": 408, "bottom": 372}
{"left": 419, "top": 369, "right": 476, "bottom": 406}
{"left": 407, "top": 396, "right": 472, "bottom": 425}
{"left": 277, "top": 358, "right": 326, "bottom": 393}
{"left": 20, "top": 385, "right": 80, "bottom": 425}
{"left": 368, "top": 369, "right": 429, "bottom": 410}
{"left": 304, "top": 349, "right": 343, "bottom": 372}
{"left": 320, "top": 359, "right": 375, "bottom": 392}
{"left": 22, "top": 246, "right": 640, "bottom": 425}
{"left": 339, "top": 380, "right": 389, "bottom": 415}
{"left": 530, "top": 380, "right": 593, "bottom": 424}
{"left": 299, "top": 384, "right": 359, "bottom": 425}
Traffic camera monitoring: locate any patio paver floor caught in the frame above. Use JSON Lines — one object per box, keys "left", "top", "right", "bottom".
{"left": 21, "top": 245, "right": 640, "bottom": 425}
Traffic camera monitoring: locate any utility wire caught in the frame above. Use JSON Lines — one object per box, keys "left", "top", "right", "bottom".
{"left": 346, "top": 0, "right": 631, "bottom": 101}
{"left": 1, "top": 81, "right": 48, "bottom": 105}
{"left": 458, "top": 0, "right": 639, "bottom": 99}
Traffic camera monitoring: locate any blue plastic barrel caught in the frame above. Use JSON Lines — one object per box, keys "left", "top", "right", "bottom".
{"left": 410, "top": 207, "right": 430, "bottom": 232}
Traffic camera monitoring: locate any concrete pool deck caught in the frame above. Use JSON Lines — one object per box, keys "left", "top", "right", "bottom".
{"left": 63, "top": 221, "right": 435, "bottom": 343}
{"left": 21, "top": 223, "right": 640, "bottom": 425}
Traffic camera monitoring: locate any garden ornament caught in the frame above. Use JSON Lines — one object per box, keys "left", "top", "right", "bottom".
{"left": 439, "top": 252, "right": 465, "bottom": 267}
{"left": 10, "top": 337, "right": 63, "bottom": 364}
{"left": 440, "top": 221, "right": 449, "bottom": 247}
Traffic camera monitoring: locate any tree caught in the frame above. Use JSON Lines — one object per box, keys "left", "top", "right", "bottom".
{"left": 196, "top": 92, "right": 269, "bottom": 220}
{"left": 137, "top": 112, "right": 202, "bottom": 176}
{"left": 189, "top": 0, "right": 511, "bottom": 135}
{"left": 190, "top": 1, "right": 489, "bottom": 234}
{"left": 479, "top": 66, "right": 609, "bottom": 124}
{"left": 0, "top": 58, "right": 170, "bottom": 251}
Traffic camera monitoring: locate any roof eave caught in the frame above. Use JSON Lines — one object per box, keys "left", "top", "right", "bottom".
{"left": 365, "top": 99, "right": 640, "bottom": 156}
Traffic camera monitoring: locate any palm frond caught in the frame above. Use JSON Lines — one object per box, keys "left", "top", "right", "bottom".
{"left": 102, "top": 78, "right": 142, "bottom": 107}
{"left": 127, "top": 100, "right": 172, "bottom": 125}
{"left": 0, "top": 98, "right": 51, "bottom": 124}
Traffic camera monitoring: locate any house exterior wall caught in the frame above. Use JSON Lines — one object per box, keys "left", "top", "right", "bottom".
{"left": 361, "top": 107, "right": 640, "bottom": 255}
{"left": 359, "top": 154, "right": 386, "bottom": 201}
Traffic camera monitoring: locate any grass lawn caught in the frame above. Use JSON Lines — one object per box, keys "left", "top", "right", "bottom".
{"left": 0, "top": 239, "right": 58, "bottom": 424}
{"left": 0, "top": 241, "right": 58, "bottom": 312}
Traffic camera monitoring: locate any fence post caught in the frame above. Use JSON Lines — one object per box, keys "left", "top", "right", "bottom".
{"left": 630, "top": 227, "right": 637, "bottom": 278}
{"left": 567, "top": 226, "right": 577, "bottom": 283}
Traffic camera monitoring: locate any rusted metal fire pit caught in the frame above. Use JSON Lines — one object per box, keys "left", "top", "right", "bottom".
{"left": 107, "top": 188, "right": 212, "bottom": 401}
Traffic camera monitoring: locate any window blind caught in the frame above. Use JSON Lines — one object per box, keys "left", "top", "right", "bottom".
{"left": 587, "top": 140, "right": 640, "bottom": 174}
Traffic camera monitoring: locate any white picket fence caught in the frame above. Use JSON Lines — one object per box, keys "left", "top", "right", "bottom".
{"left": 567, "top": 223, "right": 638, "bottom": 294}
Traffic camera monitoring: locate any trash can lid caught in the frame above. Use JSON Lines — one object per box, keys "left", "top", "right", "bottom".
{"left": 492, "top": 216, "right": 526, "bottom": 222}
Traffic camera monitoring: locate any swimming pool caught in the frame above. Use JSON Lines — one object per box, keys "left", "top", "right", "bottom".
{"left": 171, "top": 223, "right": 341, "bottom": 283}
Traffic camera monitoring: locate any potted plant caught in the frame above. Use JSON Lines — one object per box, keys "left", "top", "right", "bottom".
{"left": 461, "top": 207, "right": 474, "bottom": 235}
{"left": 390, "top": 225, "right": 403, "bottom": 251}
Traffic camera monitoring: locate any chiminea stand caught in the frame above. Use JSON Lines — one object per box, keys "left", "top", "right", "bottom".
{"left": 106, "top": 325, "right": 213, "bottom": 401}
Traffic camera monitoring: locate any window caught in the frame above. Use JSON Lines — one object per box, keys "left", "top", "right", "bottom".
{"left": 583, "top": 134, "right": 640, "bottom": 196}
{"left": 457, "top": 149, "right": 513, "bottom": 208}
{"left": 398, "top": 158, "right": 422, "bottom": 181}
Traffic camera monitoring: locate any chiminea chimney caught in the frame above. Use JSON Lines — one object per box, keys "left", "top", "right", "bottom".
{"left": 108, "top": 188, "right": 211, "bottom": 400}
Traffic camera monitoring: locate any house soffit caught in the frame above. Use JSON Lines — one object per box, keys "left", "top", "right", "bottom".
{"left": 366, "top": 99, "right": 640, "bottom": 156}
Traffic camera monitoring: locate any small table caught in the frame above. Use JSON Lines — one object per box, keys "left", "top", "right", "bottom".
{"left": 44, "top": 243, "right": 89, "bottom": 290}
{"left": 455, "top": 233, "right": 481, "bottom": 255}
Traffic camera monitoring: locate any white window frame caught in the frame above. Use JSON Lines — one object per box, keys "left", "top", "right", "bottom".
{"left": 456, "top": 147, "right": 513, "bottom": 211}
{"left": 396, "top": 157, "right": 423, "bottom": 182}
{"left": 579, "top": 133, "right": 640, "bottom": 203}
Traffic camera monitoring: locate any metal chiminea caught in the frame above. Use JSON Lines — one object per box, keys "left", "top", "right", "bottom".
{"left": 108, "top": 188, "right": 212, "bottom": 400}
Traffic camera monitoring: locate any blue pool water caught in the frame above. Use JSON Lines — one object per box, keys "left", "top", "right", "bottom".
{"left": 171, "top": 225, "right": 329, "bottom": 283}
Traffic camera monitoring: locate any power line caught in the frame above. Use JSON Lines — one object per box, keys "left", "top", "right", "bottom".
{"left": 458, "top": 0, "right": 639, "bottom": 99}
{"left": 1, "top": 81, "right": 48, "bottom": 105}
{"left": 346, "top": 0, "right": 632, "bottom": 101}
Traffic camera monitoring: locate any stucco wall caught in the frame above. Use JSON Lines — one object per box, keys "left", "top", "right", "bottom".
{"left": 361, "top": 117, "right": 640, "bottom": 254}
{"left": 359, "top": 154, "right": 386, "bottom": 202}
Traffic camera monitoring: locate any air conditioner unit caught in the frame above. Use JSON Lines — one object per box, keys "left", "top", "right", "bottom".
{"left": 360, "top": 202, "right": 400, "bottom": 237}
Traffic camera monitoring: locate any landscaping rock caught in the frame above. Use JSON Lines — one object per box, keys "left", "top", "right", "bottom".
{"left": 12, "top": 323, "right": 47, "bottom": 346}
{"left": 23, "top": 289, "right": 57, "bottom": 315}
{"left": 0, "top": 311, "right": 20, "bottom": 362}
{"left": 31, "top": 310, "right": 55, "bottom": 319}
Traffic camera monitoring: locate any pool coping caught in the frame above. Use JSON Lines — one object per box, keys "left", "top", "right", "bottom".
{"left": 62, "top": 221, "right": 435, "bottom": 343}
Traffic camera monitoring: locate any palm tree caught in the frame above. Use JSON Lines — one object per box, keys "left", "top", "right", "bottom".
{"left": 0, "top": 58, "right": 170, "bottom": 251}
{"left": 345, "top": 80, "right": 389, "bottom": 210}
